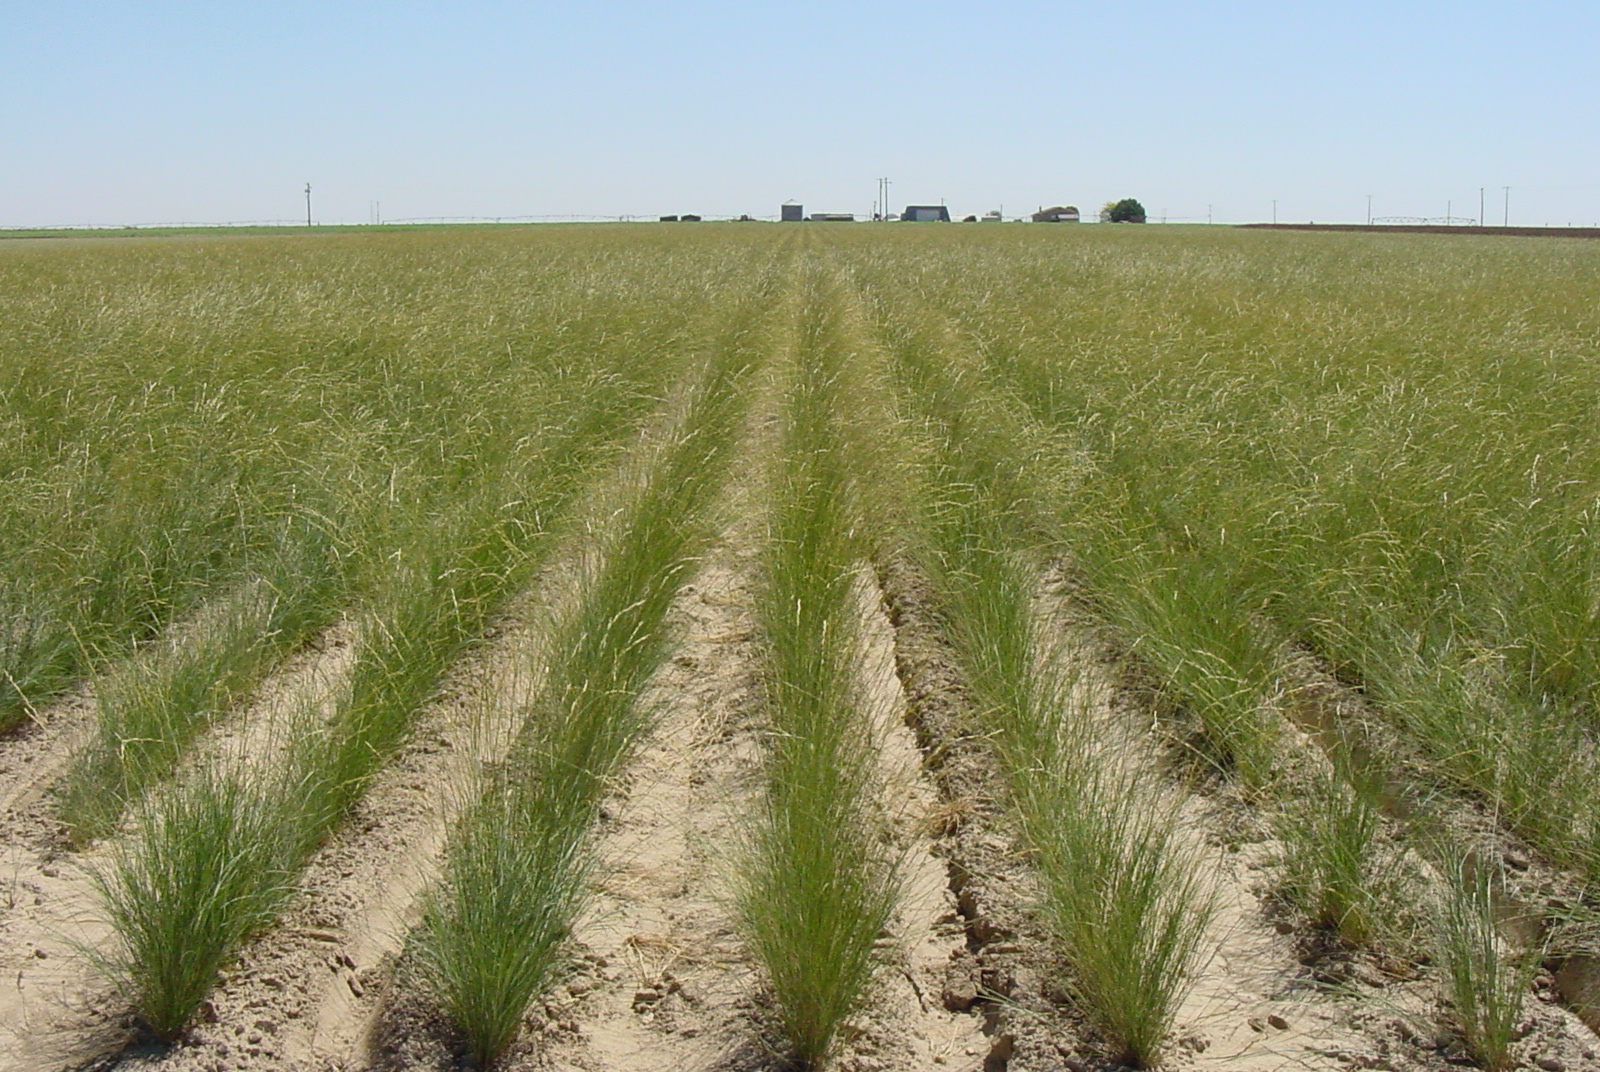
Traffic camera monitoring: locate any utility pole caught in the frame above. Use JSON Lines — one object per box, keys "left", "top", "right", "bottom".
{"left": 1366, "top": 194, "right": 1372, "bottom": 225}
{"left": 1479, "top": 187, "right": 1484, "bottom": 227}
{"left": 1502, "top": 186, "right": 1510, "bottom": 227}
{"left": 1272, "top": 199, "right": 1277, "bottom": 224}
{"left": 305, "top": 183, "right": 312, "bottom": 227}
{"left": 1208, "top": 204, "right": 1213, "bottom": 225}
{"left": 1447, "top": 199, "right": 1452, "bottom": 224}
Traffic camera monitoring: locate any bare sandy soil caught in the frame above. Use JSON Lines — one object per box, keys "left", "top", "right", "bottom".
{"left": 0, "top": 681, "right": 121, "bottom": 1072}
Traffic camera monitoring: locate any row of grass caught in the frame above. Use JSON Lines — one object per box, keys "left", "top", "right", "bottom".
{"left": 415, "top": 269, "right": 773, "bottom": 1068}
{"left": 735, "top": 266, "right": 901, "bottom": 1068}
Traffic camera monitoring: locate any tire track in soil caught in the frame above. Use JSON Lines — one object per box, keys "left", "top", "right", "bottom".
{"left": 0, "top": 619, "right": 358, "bottom": 1072}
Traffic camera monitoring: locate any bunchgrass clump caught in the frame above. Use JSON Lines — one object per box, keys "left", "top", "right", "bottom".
{"left": 1027, "top": 763, "right": 1211, "bottom": 1068}
{"left": 92, "top": 766, "right": 296, "bottom": 1040}
{"left": 1433, "top": 850, "right": 1539, "bottom": 1071}
{"left": 419, "top": 778, "right": 588, "bottom": 1068}
{"left": 1274, "top": 740, "right": 1396, "bottom": 948}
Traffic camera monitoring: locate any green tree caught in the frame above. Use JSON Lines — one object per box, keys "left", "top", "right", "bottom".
{"left": 1109, "top": 198, "right": 1147, "bottom": 223}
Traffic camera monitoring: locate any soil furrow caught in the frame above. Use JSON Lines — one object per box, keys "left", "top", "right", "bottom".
{"left": 0, "top": 685, "right": 94, "bottom": 823}
{"left": 841, "top": 564, "right": 989, "bottom": 1072}
{"left": 183, "top": 617, "right": 359, "bottom": 786}
{"left": 874, "top": 554, "right": 1081, "bottom": 1072}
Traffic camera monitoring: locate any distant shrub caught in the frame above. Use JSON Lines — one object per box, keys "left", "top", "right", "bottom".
{"left": 1108, "top": 198, "right": 1147, "bottom": 223}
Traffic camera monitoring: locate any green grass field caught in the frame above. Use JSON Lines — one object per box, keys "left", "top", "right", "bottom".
{"left": 2, "top": 222, "right": 1597, "bottom": 1069}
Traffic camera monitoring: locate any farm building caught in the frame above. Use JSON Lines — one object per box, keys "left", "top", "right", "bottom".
{"left": 781, "top": 202, "right": 804, "bottom": 222}
{"left": 809, "top": 212, "right": 855, "bottom": 222}
{"left": 1032, "top": 206, "right": 1080, "bottom": 223}
{"left": 901, "top": 205, "right": 951, "bottom": 222}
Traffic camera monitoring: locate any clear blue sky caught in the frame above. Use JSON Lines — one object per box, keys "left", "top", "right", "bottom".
{"left": 5, "top": 1, "right": 1598, "bottom": 227}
